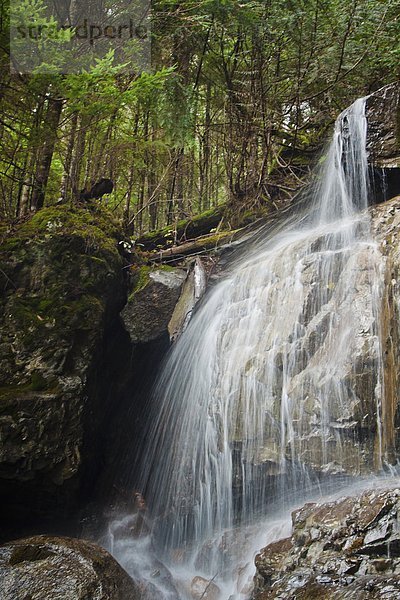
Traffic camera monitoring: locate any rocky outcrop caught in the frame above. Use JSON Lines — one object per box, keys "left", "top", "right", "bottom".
{"left": 371, "top": 196, "right": 400, "bottom": 466}
{"left": 0, "top": 205, "right": 127, "bottom": 525}
{"left": 0, "top": 535, "right": 140, "bottom": 599}
{"left": 253, "top": 487, "right": 400, "bottom": 599}
{"left": 121, "top": 266, "right": 187, "bottom": 343}
{"left": 366, "top": 83, "right": 400, "bottom": 203}
{"left": 239, "top": 195, "right": 400, "bottom": 480}
{"left": 366, "top": 83, "right": 400, "bottom": 169}
{"left": 168, "top": 257, "right": 207, "bottom": 341}
{"left": 0, "top": 203, "right": 212, "bottom": 533}
{"left": 122, "top": 258, "right": 208, "bottom": 344}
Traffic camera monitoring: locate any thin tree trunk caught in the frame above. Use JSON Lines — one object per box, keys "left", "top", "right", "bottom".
{"left": 30, "top": 96, "right": 63, "bottom": 212}
{"left": 18, "top": 92, "right": 47, "bottom": 216}
{"left": 69, "top": 114, "right": 88, "bottom": 201}
{"left": 124, "top": 163, "right": 135, "bottom": 232}
{"left": 148, "top": 127, "right": 158, "bottom": 230}
{"left": 59, "top": 112, "right": 78, "bottom": 202}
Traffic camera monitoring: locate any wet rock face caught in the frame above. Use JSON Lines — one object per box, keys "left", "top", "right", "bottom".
{"left": 243, "top": 195, "right": 400, "bottom": 480}
{"left": 253, "top": 487, "right": 400, "bottom": 599}
{"left": 191, "top": 575, "right": 221, "bottom": 600}
{"left": 366, "top": 83, "right": 400, "bottom": 169}
{"left": 371, "top": 196, "right": 400, "bottom": 466}
{"left": 0, "top": 535, "right": 140, "bottom": 600}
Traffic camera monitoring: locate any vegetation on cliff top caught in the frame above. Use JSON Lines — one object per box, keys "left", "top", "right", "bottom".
{"left": 1, "top": 0, "right": 399, "bottom": 239}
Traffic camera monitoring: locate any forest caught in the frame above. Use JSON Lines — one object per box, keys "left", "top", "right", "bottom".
{"left": 1, "top": 0, "right": 399, "bottom": 237}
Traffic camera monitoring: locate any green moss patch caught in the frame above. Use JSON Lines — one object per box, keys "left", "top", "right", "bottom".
{"left": 2, "top": 204, "right": 121, "bottom": 256}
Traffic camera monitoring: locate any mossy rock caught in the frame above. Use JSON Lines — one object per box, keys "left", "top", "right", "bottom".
{"left": 0, "top": 202, "right": 127, "bottom": 510}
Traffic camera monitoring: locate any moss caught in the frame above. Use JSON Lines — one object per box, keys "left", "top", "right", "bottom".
{"left": 0, "top": 383, "right": 32, "bottom": 403}
{"left": 127, "top": 263, "right": 179, "bottom": 301}
{"left": 129, "top": 266, "right": 152, "bottom": 299}
{"left": 136, "top": 205, "right": 226, "bottom": 250}
{"left": 2, "top": 204, "right": 121, "bottom": 256}
{"left": 9, "top": 545, "right": 55, "bottom": 565}
{"left": 0, "top": 379, "right": 59, "bottom": 404}
{"left": 30, "top": 371, "right": 49, "bottom": 391}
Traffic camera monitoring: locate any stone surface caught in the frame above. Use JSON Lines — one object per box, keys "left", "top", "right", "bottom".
{"left": 168, "top": 257, "right": 207, "bottom": 341}
{"left": 0, "top": 205, "right": 127, "bottom": 521}
{"left": 253, "top": 487, "right": 400, "bottom": 599}
{"left": 191, "top": 575, "right": 221, "bottom": 600}
{"left": 242, "top": 195, "right": 400, "bottom": 478}
{"left": 121, "top": 266, "right": 187, "bottom": 343}
{"left": 366, "top": 83, "right": 400, "bottom": 168}
{"left": 122, "top": 258, "right": 208, "bottom": 344}
{"left": 0, "top": 535, "right": 140, "bottom": 600}
{"left": 371, "top": 195, "right": 400, "bottom": 466}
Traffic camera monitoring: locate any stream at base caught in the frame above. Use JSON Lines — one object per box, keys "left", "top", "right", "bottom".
{"left": 105, "top": 473, "right": 400, "bottom": 599}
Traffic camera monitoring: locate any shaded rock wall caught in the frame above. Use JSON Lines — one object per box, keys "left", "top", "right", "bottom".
{"left": 366, "top": 83, "right": 400, "bottom": 169}
{"left": 0, "top": 204, "right": 210, "bottom": 536}
{"left": 366, "top": 83, "right": 400, "bottom": 204}
{"left": 0, "top": 205, "right": 129, "bottom": 531}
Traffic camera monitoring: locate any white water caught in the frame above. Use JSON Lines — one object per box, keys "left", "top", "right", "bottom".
{"left": 106, "top": 98, "right": 393, "bottom": 598}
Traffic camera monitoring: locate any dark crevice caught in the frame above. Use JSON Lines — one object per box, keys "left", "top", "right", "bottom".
{"left": 369, "top": 167, "right": 400, "bottom": 205}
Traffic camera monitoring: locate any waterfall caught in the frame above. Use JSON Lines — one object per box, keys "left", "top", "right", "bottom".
{"left": 109, "top": 97, "right": 388, "bottom": 598}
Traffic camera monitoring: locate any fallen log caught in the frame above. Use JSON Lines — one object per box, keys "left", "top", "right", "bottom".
{"left": 135, "top": 205, "right": 225, "bottom": 251}
{"left": 148, "top": 229, "right": 241, "bottom": 263}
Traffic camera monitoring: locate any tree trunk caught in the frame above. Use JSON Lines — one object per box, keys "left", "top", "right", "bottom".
{"left": 69, "top": 114, "right": 88, "bottom": 201}
{"left": 30, "top": 96, "right": 63, "bottom": 212}
{"left": 59, "top": 112, "right": 78, "bottom": 202}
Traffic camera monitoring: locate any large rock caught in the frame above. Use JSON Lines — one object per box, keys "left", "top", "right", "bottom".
{"left": 168, "top": 257, "right": 207, "bottom": 341}
{"left": 253, "top": 487, "right": 400, "bottom": 599}
{"left": 0, "top": 535, "right": 140, "bottom": 600}
{"left": 121, "top": 258, "right": 207, "bottom": 344}
{"left": 121, "top": 266, "right": 187, "bottom": 343}
{"left": 236, "top": 195, "right": 400, "bottom": 480}
{"left": 0, "top": 205, "right": 127, "bottom": 523}
{"left": 366, "top": 83, "right": 400, "bottom": 168}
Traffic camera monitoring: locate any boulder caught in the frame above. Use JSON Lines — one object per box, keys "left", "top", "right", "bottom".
{"left": 253, "top": 487, "right": 400, "bottom": 599}
{"left": 121, "top": 266, "right": 187, "bottom": 343}
{"left": 168, "top": 257, "right": 207, "bottom": 341}
{"left": 366, "top": 83, "right": 400, "bottom": 169}
{"left": 122, "top": 258, "right": 208, "bottom": 344}
{"left": 0, "top": 535, "right": 140, "bottom": 600}
{"left": 191, "top": 575, "right": 221, "bottom": 600}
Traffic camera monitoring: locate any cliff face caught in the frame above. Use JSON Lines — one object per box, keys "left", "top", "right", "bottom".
{"left": 366, "top": 82, "right": 400, "bottom": 169}
{"left": 366, "top": 83, "right": 400, "bottom": 204}
{"left": 0, "top": 205, "right": 128, "bottom": 526}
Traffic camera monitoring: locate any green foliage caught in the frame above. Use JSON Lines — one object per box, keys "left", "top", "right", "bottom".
{"left": 0, "top": 0, "right": 399, "bottom": 229}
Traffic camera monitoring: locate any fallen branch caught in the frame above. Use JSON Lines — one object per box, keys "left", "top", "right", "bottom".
{"left": 148, "top": 229, "right": 242, "bottom": 263}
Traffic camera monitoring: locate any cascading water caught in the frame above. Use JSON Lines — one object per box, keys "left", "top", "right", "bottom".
{"left": 108, "top": 97, "right": 391, "bottom": 598}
